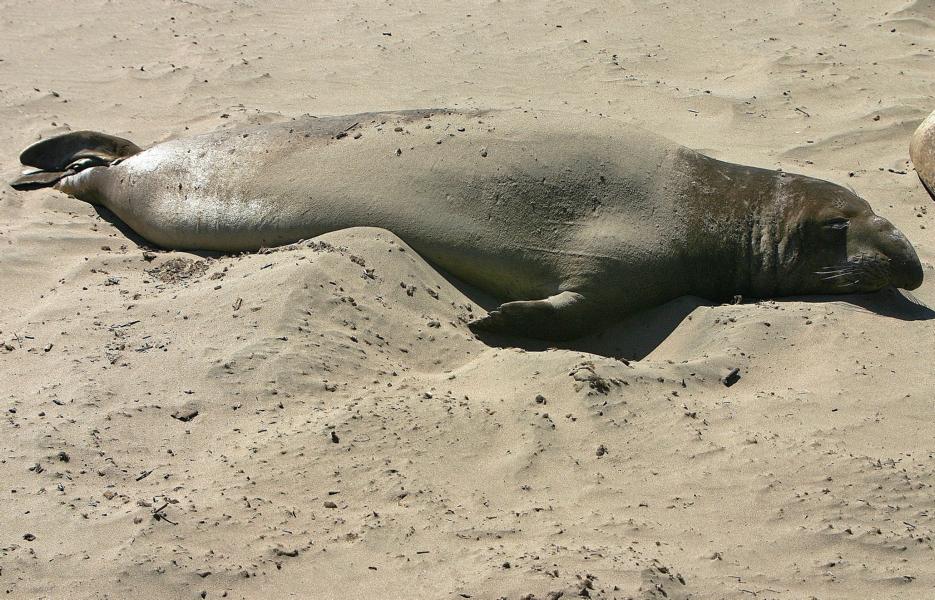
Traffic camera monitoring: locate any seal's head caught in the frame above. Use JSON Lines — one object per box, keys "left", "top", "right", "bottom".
{"left": 775, "top": 175, "right": 923, "bottom": 295}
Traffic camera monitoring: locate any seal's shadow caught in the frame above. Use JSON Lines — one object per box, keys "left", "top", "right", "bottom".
{"left": 465, "top": 296, "right": 712, "bottom": 361}
{"left": 447, "top": 268, "right": 934, "bottom": 361}
{"left": 92, "top": 205, "right": 223, "bottom": 259}
{"left": 93, "top": 206, "right": 151, "bottom": 248}
{"left": 92, "top": 203, "right": 931, "bottom": 360}
{"left": 780, "top": 287, "right": 935, "bottom": 321}
{"left": 436, "top": 268, "right": 712, "bottom": 361}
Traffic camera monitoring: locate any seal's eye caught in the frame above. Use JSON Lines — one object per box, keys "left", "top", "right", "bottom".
{"left": 822, "top": 217, "right": 849, "bottom": 231}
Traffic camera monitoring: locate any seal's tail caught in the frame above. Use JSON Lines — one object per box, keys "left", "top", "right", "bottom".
{"left": 10, "top": 131, "right": 141, "bottom": 190}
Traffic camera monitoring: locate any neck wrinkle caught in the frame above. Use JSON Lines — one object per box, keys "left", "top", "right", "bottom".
{"left": 679, "top": 152, "right": 786, "bottom": 300}
{"left": 739, "top": 179, "right": 783, "bottom": 298}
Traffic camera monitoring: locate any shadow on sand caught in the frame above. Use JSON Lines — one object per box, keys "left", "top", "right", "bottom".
{"left": 779, "top": 286, "right": 935, "bottom": 322}
{"left": 91, "top": 205, "right": 932, "bottom": 362}
{"left": 466, "top": 286, "right": 933, "bottom": 362}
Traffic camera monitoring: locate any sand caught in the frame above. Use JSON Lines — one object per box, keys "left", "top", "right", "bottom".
{"left": 1, "top": 1, "right": 933, "bottom": 598}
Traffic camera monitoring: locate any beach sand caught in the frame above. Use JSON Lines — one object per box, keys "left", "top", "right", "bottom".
{"left": 1, "top": 1, "right": 933, "bottom": 598}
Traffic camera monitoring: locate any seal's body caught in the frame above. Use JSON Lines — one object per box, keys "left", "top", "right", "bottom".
{"left": 12, "top": 110, "right": 924, "bottom": 339}
{"left": 911, "top": 109, "right": 935, "bottom": 199}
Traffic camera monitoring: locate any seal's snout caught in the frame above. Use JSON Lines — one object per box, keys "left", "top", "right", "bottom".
{"left": 881, "top": 223, "right": 923, "bottom": 290}
{"left": 891, "top": 244, "right": 924, "bottom": 290}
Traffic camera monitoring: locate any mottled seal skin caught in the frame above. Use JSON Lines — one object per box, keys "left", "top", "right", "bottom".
{"left": 911, "top": 109, "right": 935, "bottom": 199}
{"left": 10, "top": 109, "right": 925, "bottom": 340}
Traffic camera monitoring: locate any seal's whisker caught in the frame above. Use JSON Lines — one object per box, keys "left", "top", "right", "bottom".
{"left": 820, "top": 271, "right": 858, "bottom": 281}
{"left": 816, "top": 267, "right": 855, "bottom": 275}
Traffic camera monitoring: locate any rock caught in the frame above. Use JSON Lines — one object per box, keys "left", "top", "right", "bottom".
{"left": 171, "top": 409, "right": 199, "bottom": 422}
{"left": 722, "top": 368, "right": 741, "bottom": 387}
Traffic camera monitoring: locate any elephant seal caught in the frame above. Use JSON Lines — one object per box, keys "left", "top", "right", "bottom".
{"left": 10, "top": 109, "right": 924, "bottom": 340}
{"left": 911, "top": 109, "right": 935, "bottom": 199}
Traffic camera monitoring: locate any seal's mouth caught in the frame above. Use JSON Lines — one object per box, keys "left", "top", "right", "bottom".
{"left": 892, "top": 254, "right": 924, "bottom": 290}
{"left": 818, "top": 250, "right": 923, "bottom": 292}
{"left": 887, "top": 233, "right": 925, "bottom": 290}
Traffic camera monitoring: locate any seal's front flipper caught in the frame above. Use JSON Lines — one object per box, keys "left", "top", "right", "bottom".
{"left": 10, "top": 130, "right": 141, "bottom": 190}
{"left": 469, "top": 291, "right": 596, "bottom": 341}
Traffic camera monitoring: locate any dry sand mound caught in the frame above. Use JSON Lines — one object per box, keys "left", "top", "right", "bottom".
{"left": 2, "top": 225, "right": 933, "bottom": 599}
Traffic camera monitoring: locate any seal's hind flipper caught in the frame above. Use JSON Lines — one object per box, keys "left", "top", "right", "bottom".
{"left": 19, "top": 131, "right": 141, "bottom": 171}
{"left": 11, "top": 130, "right": 141, "bottom": 190}
{"left": 10, "top": 168, "right": 78, "bottom": 191}
{"left": 469, "top": 291, "right": 595, "bottom": 341}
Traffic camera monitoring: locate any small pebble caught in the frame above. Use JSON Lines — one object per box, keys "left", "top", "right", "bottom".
{"left": 722, "top": 368, "right": 741, "bottom": 387}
